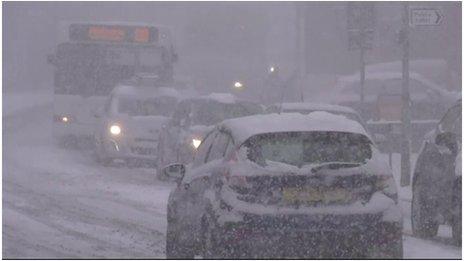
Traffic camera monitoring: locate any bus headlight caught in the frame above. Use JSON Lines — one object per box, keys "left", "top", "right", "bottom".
{"left": 192, "top": 138, "right": 201, "bottom": 149}
{"left": 109, "top": 124, "right": 122, "bottom": 136}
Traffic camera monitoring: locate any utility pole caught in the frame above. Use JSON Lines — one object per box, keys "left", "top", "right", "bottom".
{"left": 347, "top": 2, "right": 374, "bottom": 106}
{"left": 360, "top": 32, "right": 365, "bottom": 104}
{"left": 400, "top": 2, "right": 411, "bottom": 186}
{"left": 295, "top": 2, "right": 306, "bottom": 102}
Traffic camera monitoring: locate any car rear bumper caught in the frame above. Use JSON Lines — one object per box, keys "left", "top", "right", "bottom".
{"left": 215, "top": 213, "right": 402, "bottom": 258}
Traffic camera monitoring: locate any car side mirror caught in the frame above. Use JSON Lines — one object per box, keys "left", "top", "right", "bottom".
{"left": 161, "top": 163, "right": 185, "bottom": 184}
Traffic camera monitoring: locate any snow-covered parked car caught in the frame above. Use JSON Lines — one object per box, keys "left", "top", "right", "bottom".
{"left": 93, "top": 85, "right": 181, "bottom": 167}
{"left": 332, "top": 71, "right": 457, "bottom": 121}
{"left": 326, "top": 72, "right": 459, "bottom": 152}
{"left": 161, "top": 112, "right": 403, "bottom": 258}
{"left": 156, "top": 93, "right": 263, "bottom": 177}
{"left": 411, "top": 100, "right": 461, "bottom": 245}
{"left": 266, "top": 102, "right": 364, "bottom": 123}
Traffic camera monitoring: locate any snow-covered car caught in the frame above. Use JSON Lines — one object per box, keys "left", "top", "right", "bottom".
{"left": 411, "top": 100, "right": 461, "bottom": 245}
{"left": 93, "top": 85, "right": 181, "bottom": 167}
{"left": 332, "top": 71, "right": 457, "bottom": 120}
{"left": 266, "top": 102, "right": 364, "bottom": 123}
{"left": 161, "top": 112, "right": 403, "bottom": 258}
{"left": 325, "top": 72, "right": 459, "bottom": 152}
{"left": 156, "top": 93, "right": 263, "bottom": 177}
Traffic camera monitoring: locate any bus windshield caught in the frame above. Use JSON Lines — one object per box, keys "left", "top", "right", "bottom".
{"left": 53, "top": 43, "right": 168, "bottom": 96}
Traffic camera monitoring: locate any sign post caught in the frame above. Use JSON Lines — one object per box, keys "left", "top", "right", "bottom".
{"left": 400, "top": 2, "right": 411, "bottom": 187}
{"left": 398, "top": 5, "right": 444, "bottom": 186}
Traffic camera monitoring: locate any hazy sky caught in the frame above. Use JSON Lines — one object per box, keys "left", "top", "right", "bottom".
{"left": 3, "top": 2, "right": 460, "bottom": 97}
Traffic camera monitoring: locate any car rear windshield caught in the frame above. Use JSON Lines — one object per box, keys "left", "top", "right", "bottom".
{"left": 241, "top": 131, "right": 372, "bottom": 168}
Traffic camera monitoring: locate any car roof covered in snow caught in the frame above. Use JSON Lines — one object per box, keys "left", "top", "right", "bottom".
{"left": 337, "top": 71, "right": 443, "bottom": 91}
{"left": 220, "top": 112, "right": 369, "bottom": 145}
{"left": 272, "top": 102, "right": 358, "bottom": 115}
{"left": 182, "top": 92, "right": 253, "bottom": 105}
{"left": 111, "top": 85, "right": 181, "bottom": 99}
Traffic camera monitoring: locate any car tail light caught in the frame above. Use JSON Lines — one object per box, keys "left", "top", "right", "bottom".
{"left": 375, "top": 175, "right": 398, "bottom": 203}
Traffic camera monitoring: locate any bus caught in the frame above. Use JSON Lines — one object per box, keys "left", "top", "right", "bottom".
{"left": 47, "top": 22, "right": 177, "bottom": 146}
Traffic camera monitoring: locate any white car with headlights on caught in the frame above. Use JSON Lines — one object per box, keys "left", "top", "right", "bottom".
{"left": 93, "top": 84, "right": 180, "bottom": 167}
{"left": 156, "top": 93, "right": 264, "bottom": 178}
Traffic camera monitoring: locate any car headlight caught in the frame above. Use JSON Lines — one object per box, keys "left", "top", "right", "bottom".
{"left": 192, "top": 138, "right": 201, "bottom": 149}
{"left": 54, "top": 115, "right": 72, "bottom": 123}
{"left": 109, "top": 124, "right": 122, "bottom": 136}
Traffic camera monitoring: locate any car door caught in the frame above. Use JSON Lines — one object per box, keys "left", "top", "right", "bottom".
{"left": 169, "top": 130, "right": 216, "bottom": 247}
{"left": 181, "top": 130, "right": 231, "bottom": 247}
{"left": 436, "top": 104, "right": 462, "bottom": 202}
{"left": 421, "top": 103, "right": 462, "bottom": 205}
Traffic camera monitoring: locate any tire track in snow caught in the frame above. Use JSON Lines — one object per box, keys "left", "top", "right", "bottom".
{"left": 3, "top": 99, "right": 170, "bottom": 258}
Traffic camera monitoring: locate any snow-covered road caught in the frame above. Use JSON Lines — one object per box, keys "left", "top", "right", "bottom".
{"left": 2, "top": 91, "right": 461, "bottom": 258}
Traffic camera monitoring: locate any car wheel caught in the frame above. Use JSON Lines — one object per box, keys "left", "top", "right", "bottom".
{"left": 411, "top": 183, "right": 439, "bottom": 238}
{"left": 166, "top": 224, "right": 194, "bottom": 258}
{"left": 452, "top": 183, "right": 461, "bottom": 246}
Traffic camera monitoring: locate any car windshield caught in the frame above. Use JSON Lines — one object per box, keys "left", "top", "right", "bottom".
{"left": 190, "top": 101, "right": 262, "bottom": 126}
{"left": 241, "top": 131, "right": 372, "bottom": 168}
{"left": 117, "top": 96, "right": 177, "bottom": 117}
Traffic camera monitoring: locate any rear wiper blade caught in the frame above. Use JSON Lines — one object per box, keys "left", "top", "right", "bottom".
{"left": 305, "top": 162, "right": 362, "bottom": 173}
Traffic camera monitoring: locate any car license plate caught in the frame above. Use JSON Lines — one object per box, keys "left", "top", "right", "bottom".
{"left": 282, "top": 187, "right": 351, "bottom": 204}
